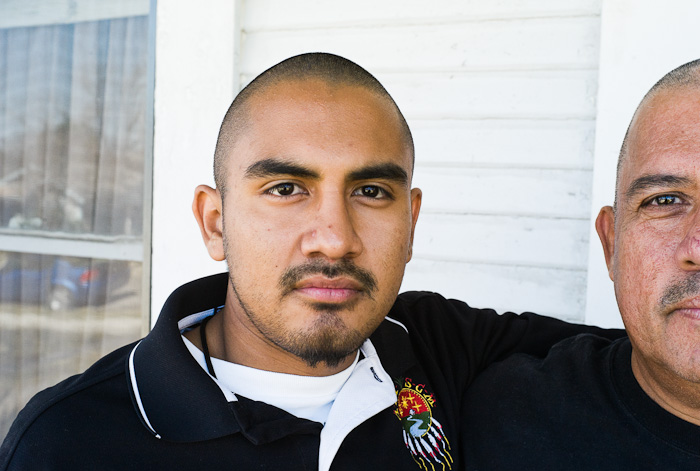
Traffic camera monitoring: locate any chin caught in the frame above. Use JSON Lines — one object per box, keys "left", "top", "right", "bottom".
{"left": 669, "top": 353, "right": 700, "bottom": 384}
{"left": 286, "top": 320, "right": 367, "bottom": 369}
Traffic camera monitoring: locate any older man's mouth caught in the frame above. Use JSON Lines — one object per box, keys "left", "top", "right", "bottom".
{"left": 670, "top": 302, "right": 700, "bottom": 321}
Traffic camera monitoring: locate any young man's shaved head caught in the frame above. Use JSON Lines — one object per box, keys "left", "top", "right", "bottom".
{"left": 615, "top": 58, "right": 700, "bottom": 209}
{"left": 213, "top": 52, "right": 415, "bottom": 195}
{"left": 193, "top": 52, "right": 423, "bottom": 377}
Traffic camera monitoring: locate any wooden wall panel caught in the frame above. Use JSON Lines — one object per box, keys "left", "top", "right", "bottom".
{"left": 413, "top": 214, "right": 589, "bottom": 269}
{"left": 402, "top": 259, "right": 587, "bottom": 321}
{"left": 237, "top": 0, "right": 602, "bottom": 321}
{"left": 414, "top": 168, "right": 592, "bottom": 218}
{"left": 242, "top": 0, "right": 601, "bottom": 29}
{"left": 241, "top": 17, "right": 599, "bottom": 72}
{"left": 412, "top": 119, "right": 594, "bottom": 169}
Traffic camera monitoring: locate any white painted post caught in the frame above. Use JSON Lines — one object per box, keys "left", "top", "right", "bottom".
{"left": 150, "top": 0, "right": 238, "bottom": 326}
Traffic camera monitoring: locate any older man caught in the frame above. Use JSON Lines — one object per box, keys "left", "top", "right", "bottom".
{"left": 0, "top": 53, "right": 619, "bottom": 471}
{"left": 462, "top": 59, "right": 700, "bottom": 469}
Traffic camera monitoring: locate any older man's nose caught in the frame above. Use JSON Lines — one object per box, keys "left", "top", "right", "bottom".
{"left": 676, "top": 213, "right": 700, "bottom": 269}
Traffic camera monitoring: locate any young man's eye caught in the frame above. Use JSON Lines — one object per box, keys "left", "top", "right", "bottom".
{"left": 267, "top": 183, "right": 303, "bottom": 197}
{"left": 353, "top": 185, "right": 389, "bottom": 199}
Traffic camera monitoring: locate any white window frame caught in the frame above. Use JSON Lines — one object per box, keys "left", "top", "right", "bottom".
{"left": 0, "top": 0, "right": 155, "bottom": 332}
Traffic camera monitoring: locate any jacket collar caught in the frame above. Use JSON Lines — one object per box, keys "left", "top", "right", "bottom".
{"left": 127, "top": 273, "right": 240, "bottom": 442}
{"left": 126, "top": 272, "right": 416, "bottom": 443}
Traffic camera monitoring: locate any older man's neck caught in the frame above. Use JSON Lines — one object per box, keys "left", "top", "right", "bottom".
{"left": 631, "top": 350, "right": 700, "bottom": 426}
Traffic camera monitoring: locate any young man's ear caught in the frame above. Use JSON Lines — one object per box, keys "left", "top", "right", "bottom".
{"left": 192, "top": 185, "right": 225, "bottom": 261}
{"left": 595, "top": 206, "right": 616, "bottom": 281}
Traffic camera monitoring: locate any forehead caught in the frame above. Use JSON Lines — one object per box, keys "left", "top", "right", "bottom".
{"left": 620, "top": 87, "right": 700, "bottom": 191}
{"left": 230, "top": 79, "right": 411, "bottom": 175}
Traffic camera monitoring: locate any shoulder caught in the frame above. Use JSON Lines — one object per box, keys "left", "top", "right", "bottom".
{"left": 376, "top": 292, "right": 530, "bottom": 382}
{"left": 388, "top": 290, "right": 555, "bottom": 346}
{"left": 474, "top": 334, "right": 621, "bottom": 384}
{"left": 386, "top": 291, "right": 492, "bottom": 348}
{"left": 391, "top": 290, "right": 502, "bottom": 325}
{"left": 394, "top": 290, "right": 471, "bottom": 309}
{"left": 463, "top": 334, "right": 626, "bottom": 428}
{"left": 464, "top": 334, "right": 626, "bottom": 411}
{"left": 0, "top": 342, "right": 137, "bottom": 468}
{"left": 391, "top": 290, "right": 560, "bottom": 325}
{"left": 460, "top": 336, "right": 639, "bottom": 469}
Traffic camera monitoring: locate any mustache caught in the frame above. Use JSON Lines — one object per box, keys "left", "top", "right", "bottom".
{"left": 660, "top": 273, "right": 700, "bottom": 308}
{"left": 279, "top": 259, "right": 378, "bottom": 297}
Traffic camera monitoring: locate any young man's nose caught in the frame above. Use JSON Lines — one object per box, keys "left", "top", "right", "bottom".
{"left": 300, "top": 193, "right": 363, "bottom": 260}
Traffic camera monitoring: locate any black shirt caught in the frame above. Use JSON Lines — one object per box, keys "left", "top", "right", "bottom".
{"left": 462, "top": 335, "right": 700, "bottom": 470}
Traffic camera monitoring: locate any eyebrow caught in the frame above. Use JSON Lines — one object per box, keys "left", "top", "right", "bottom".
{"left": 244, "top": 158, "right": 409, "bottom": 186}
{"left": 625, "top": 174, "right": 693, "bottom": 200}
{"left": 347, "top": 163, "right": 409, "bottom": 187}
{"left": 244, "top": 158, "right": 319, "bottom": 179}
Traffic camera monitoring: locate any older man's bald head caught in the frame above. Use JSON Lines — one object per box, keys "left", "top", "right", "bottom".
{"left": 615, "top": 59, "right": 700, "bottom": 209}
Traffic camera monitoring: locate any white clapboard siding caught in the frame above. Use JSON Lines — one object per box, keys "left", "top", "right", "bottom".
{"left": 240, "top": 17, "right": 599, "bottom": 73}
{"left": 242, "top": 0, "right": 601, "bottom": 30}
{"left": 413, "top": 168, "right": 592, "bottom": 219}
{"left": 401, "top": 259, "right": 588, "bottom": 321}
{"left": 412, "top": 119, "right": 595, "bottom": 169}
{"left": 413, "top": 214, "right": 589, "bottom": 270}
{"left": 237, "top": 0, "right": 602, "bottom": 322}
{"left": 384, "top": 71, "right": 597, "bottom": 120}
{"left": 238, "top": 70, "right": 597, "bottom": 120}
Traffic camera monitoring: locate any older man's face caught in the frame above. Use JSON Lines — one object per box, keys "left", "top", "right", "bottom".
{"left": 597, "top": 87, "right": 700, "bottom": 390}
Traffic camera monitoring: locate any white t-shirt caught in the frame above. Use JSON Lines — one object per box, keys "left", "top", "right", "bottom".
{"left": 177, "top": 309, "right": 398, "bottom": 471}
{"left": 182, "top": 335, "right": 359, "bottom": 424}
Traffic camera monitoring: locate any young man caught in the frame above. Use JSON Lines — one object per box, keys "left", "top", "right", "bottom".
{"left": 0, "top": 53, "right": 619, "bottom": 471}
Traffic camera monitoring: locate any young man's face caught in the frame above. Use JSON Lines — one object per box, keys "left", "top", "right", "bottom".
{"left": 207, "top": 79, "right": 421, "bottom": 373}
{"left": 597, "top": 87, "right": 700, "bottom": 391}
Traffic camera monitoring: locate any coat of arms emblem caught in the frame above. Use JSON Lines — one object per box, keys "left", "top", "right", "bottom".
{"left": 394, "top": 378, "right": 453, "bottom": 470}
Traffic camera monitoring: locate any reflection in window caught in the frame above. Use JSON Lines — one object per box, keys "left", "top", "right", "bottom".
{"left": 0, "top": 17, "right": 147, "bottom": 236}
{"left": 0, "top": 251, "right": 142, "bottom": 429}
{"left": 0, "top": 10, "right": 150, "bottom": 439}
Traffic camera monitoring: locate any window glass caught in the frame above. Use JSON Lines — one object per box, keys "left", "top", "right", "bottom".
{"left": 0, "top": 4, "right": 151, "bottom": 438}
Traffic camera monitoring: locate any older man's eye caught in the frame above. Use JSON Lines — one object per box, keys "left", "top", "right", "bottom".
{"left": 651, "top": 195, "right": 681, "bottom": 205}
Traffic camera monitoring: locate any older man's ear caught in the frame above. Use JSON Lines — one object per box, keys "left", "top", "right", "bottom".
{"left": 595, "top": 206, "right": 616, "bottom": 281}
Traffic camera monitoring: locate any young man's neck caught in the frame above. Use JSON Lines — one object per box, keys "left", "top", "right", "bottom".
{"left": 184, "top": 309, "right": 357, "bottom": 377}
